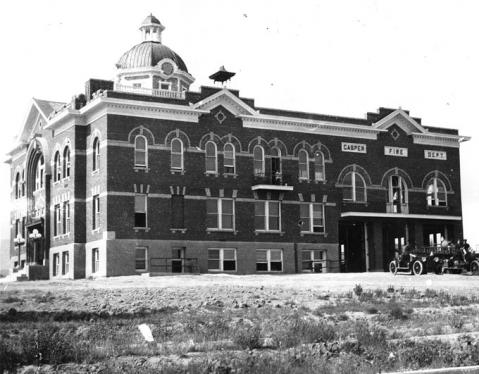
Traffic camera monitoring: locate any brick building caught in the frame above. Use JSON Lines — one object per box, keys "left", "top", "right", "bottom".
{"left": 7, "top": 15, "right": 470, "bottom": 279}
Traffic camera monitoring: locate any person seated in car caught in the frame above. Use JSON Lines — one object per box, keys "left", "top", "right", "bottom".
{"left": 399, "top": 242, "right": 413, "bottom": 266}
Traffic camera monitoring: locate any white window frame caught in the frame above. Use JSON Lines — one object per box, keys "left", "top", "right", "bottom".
{"left": 160, "top": 81, "right": 172, "bottom": 91}
{"left": 92, "top": 195, "right": 100, "bottom": 230}
{"left": 343, "top": 171, "right": 366, "bottom": 202}
{"left": 134, "top": 135, "right": 148, "bottom": 168}
{"left": 427, "top": 178, "right": 447, "bottom": 207}
{"left": 63, "top": 147, "right": 71, "bottom": 179}
{"left": 207, "top": 248, "right": 237, "bottom": 272}
{"left": 53, "top": 151, "right": 61, "bottom": 182}
{"left": 63, "top": 201, "right": 71, "bottom": 234}
{"left": 389, "top": 175, "right": 408, "bottom": 205}
{"left": 207, "top": 198, "right": 235, "bottom": 231}
{"left": 256, "top": 249, "right": 283, "bottom": 272}
{"left": 135, "top": 247, "right": 148, "bottom": 271}
{"left": 314, "top": 151, "right": 325, "bottom": 182}
{"left": 15, "top": 172, "right": 21, "bottom": 199}
{"left": 298, "top": 149, "right": 309, "bottom": 180}
{"left": 54, "top": 204, "right": 61, "bottom": 237}
{"left": 93, "top": 138, "right": 100, "bottom": 172}
{"left": 301, "top": 250, "right": 326, "bottom": 272}
{"left": 134, "top": 194, "right": 148, "bottom": 228}
{"left": 171, "top": 138, "right": 184, "bottom": 171}
{"left": 53, "top": 253, "right": 60, "bottom": 276}
{"left": 35, "top": 156, "right": 44, "bottom": 191}
{"left": 271, "top": 147, "right": 282, "bottom": 175}
{"left": 62, "top": 251, "right": 70, "bottom": 275}
{"left": 300, "top": 203, "right": 325, "bottom": 233}
{"left": 92, "top": 248, "right": 100, "bottom": 273}
{"left": 223, "top": 143, "right": 236, "bottom": 174}
{"left": 205, "top": 141, "right": 218, "bottom": 174}
{"left": 255, "top": 200, "right": 281, "bottom": 232}
{"left": 253, "top": 145, "right": 265, "bottom": 177}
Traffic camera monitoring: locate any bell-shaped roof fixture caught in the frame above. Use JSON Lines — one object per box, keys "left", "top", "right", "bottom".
{"left": 140, "top": 13, "right": 165, "bottom": 42}
{"left": 209, "top": 66, "right": 236, "bottom": 86}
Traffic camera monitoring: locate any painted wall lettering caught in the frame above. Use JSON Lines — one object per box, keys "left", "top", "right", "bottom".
{"left": 384, "top": 146, "right": 408, "bottom": 157}
{"left": 424, "top": 150, "right": 447, "bottom": 160}
{"left": 341, "top": 142, "right": 367, "bottom": 154}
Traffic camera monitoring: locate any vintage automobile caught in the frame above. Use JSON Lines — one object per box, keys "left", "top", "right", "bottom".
{"left": 438, "top": 245, "right": 479, "bottom": 275}
{"left": 389, "top": 248, "right": 443, "bottom": 276}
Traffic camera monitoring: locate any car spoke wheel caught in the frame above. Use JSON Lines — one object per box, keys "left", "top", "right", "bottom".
{"left": 412, "top": 260, "right": 423, "bottom": 276}
{"left": 471, "top": 261, "right": 479, "bottom": 275}
{"left": 389, "top": 261, "right": 398, "bottom": 275}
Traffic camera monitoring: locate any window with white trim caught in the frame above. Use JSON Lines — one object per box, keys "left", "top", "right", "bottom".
{"left": 206, "top": 198, "right": 234, "bottom": 230}
{"left": 62, "top": 251, "right": 69, "bottom": 275}
{"left": 298, "top": 149, "right": 309, "bottom": 180}
{"left": 426, "top": 177, "right": 447, "bottom": 207}
{"left": 300, "top": 203, "right": 325, "bottom": 233}
{"left": 301, "top": 250, "right": 326, "bottom": 272}
{"left": 134, "top": 194, "right": 147, "bottom": 228}
{"left": 53, "top": 151, "right": 61, "bottom": 182}
{"left": 343, "top": 171, "right": 366, "bottom": 202}
{"left": 134, "top": 135, "right": 147, "bottom": 167}
{"left": 35, "top": 156, "right": 44, "bottom": 191}
{"left": 92, "top": 138, "right": 100, "bottom": 172}
{"left": 135, "top": 247, "right": 147, "bottom": 271}
{"left": 62, "top": 201, "right": 70, "bottom": 234}
{"left": 223, "top": 143, "right": 235, "bottom": 174}
{"left": 256, "top": 249, "right": 283, "bottom": 272}
{"left": 205, "top": 141, "right": 217, "bottom": 174}
{"left": 208, "top": 248, "right": 236, "bottom": 271}
{"left": 254, "top": 200, "right": 281, "bottom": 231}
{"left": 253, "top": 145, "right": 264, "bottom": 176}
{"left": 63, "top": 146, "right": 71, "bottom": 178}
{"left": 314, "top": 151, "right": 325, "bottom": 181}
{"left": 15, "top": 172, "right": 21, "bottom": 199}
{"left": 92, "top": 195, "right": 100, "bottom": 230}
{"left": 171, "top": 138, "right": 183, "bottom": 170}
{"left": 389, "top": 175, "right": 408, "bottom": 212}
{"left": 54, "top": 204, "right": 61, "bottom": 237}
{"left": 53, "top": 253, "right": 60, "bottom": 276}
{"left": 92, "top": 248, "right": 99, "bottom": 273}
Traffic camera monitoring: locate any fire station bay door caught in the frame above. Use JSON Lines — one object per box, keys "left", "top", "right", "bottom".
{"left": 382, "top": 222, "right": 408, "bottom": 271}
{"left": 339, "top": 221, "right": 366, "bottom": 272}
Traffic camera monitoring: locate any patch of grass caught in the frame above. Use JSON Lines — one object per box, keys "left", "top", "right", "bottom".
{"left": 231, "top": 323, "right": 262, "bottom": 350}
{"left": 353, "top": 284, "right": 363, "bottom": 297}
{"left": 33, "top": 291, "right": 55, "bottom": 303}
{"left": 388, "top": 302, "right": 407, "bottom": 320}
{"left": 366, "top": 306, "right": 378, "bottom": 314}
{"left": 354, "top": 319, "right": 387, "bottom": 349}
{"left": 2, "top": 295, "right": 23, "bottom": 304}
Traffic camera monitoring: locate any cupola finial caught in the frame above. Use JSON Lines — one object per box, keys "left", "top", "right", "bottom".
{"left": 139, "top": 14, "right": 165, "bottom": 43}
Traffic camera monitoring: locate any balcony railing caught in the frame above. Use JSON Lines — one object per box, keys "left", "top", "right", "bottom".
{"left": 386, "top": 202, "right": 409, "bottom": 214}
{"left": 114, "top": 84, "right": 186, "bottom": 100}
{"left": 251, "top": 173, "right": 294, "bottom": 191}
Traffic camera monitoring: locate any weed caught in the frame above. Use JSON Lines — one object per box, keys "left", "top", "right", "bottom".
{"left": 359, "top": 291, "right": 374, "bottom": 303}
{"left": 2, "top": 295, "right": 23, "bottom": 304}
{"left": 388, "top": 302, "right": 407, "bottom": 320}
{"left": 374, "top": 289, "right": 387, "bottom": 298}
{"left": 231, "top": 323, "right": 262, "bottom": 350}
{"left": 353, "top": 284, "right": 363, "bottom": 297}
{"left": 387, "top": 285, "right": 395, "bottom": 293}
{"left": 424, "top": 288, "right": 438, "bottom": 298}
{"left": 354, "top": 319, "right": 387, "bottom": 348}
{"left": 366, "top": 306, "right": 378, "bottom": 314}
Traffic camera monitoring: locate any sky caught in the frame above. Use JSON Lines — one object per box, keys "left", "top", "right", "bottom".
{"left": 0, "top": 0, "right": 478, "bottom": 257}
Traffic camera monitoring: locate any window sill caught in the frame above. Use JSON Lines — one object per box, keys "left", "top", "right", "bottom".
{"left": 170, "top": 228, "right": 187, "bottom": 234}
{"left": 300, "top": 231, "right": 327, "bottom": 237}
{"left": 313, "top": 179, "right": 326, "bottom": 184}
{"left": 223, "top": 173, "right": 238, "bottom": 179}
{"left": 205, "top": 172, "right": 219, "bottom": 177}
{"left": 170, "top": 169, "right": 185, "bottom": 175}
{"left": 62, "top": 177, "right": 71, "bottom": 182}
{"left": 427, "top": 205, "right": 449, "bottom": 210}
{"left": 208, "top": 270, "right": 237, "bottom": 273}
{"left": 256, "top": 270, "right": 283, "bottom": 273}
{"left": 91, "top": 170, "right": 100, "bottom": 176}
{"left": 343, "top": 200, "right": 368, "bottom": 205}
{"left": 255, "top": 230, "right": 284, "bottom": 236}
{"left": 207, "top": 228, "right": 236, "bottom": 234}
{"left": 54, "top": 233, "right": 71, "bottom": 240}
{"left": 298, "top": 178, "right": 310, "bottom": 183}
{"left": 91, "top": 228, "right": 101, "bottom": 234}
{"left": 134, "top": 227, "right": 150, "bottom": 232}
{"left": 134, "top": 166, "right": 149, "bottom": 173}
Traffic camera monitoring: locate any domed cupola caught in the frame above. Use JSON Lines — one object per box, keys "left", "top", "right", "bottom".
{"left": 115, "top": 14, "right": 194, "bottom": 95}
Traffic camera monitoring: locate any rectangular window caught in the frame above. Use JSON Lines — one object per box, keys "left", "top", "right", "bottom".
{"left": 171, "top": 195, "right": 185, "bottom": 228}
{"left": 15, "top": 219, "right": 20, "bottom": 237}
{"left": 134, "top": 194, "right": 147, "bottom": 228}
{"left": 254, "top": 201, "right": 281, "bottom": 232}
{"left": 135, "top": 247, "right": 147, "bottom": 271}
{"left": 62, "top": 251, "right": 69, "bottom": 275}
{"left": 256, "top": 249, "right": 283, "bottom": 272}
{"left": 92, "top": 248, "right": 99, "bottom": 273}
{"left": 54, "top": 204, "right": 61, "bottom": 236}
{"left": 208, "top": 248, "right": 237, "bottom": 272}
{"left": 53, "top": 253, "right": 60, "bottom": 276}
{"left": 300, "top": 203, "right": 325, "bottom": 233}
{"left": 62, "top": 201, "right": 70, "bottom": 234}
{"left": 206, "top": 198, "right": 234, "bottom": 230}
{"left": 92, "top": 195, "right": 100, "bottom": 230}
{"left": 301, "top": 250, "right": 325, "bottom": 272}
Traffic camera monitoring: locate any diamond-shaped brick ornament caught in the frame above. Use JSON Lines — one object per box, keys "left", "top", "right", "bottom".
{"left": 215, "top": 110, "right": 227, "bottom": 124}
{"left": 391, "top": 128, "right": 400, "bottom": 141}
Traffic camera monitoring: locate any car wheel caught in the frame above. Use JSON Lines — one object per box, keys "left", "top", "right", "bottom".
{"left": 412, "top": 260, "right": 424, "bottom": 276}
{"left": 471, "top": 261, "right": 479, "bottom": 275}
{"left": 389, "top": 261, "right": 398, "bottom": 275}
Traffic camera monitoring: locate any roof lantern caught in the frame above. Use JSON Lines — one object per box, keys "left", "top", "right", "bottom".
{"left": 140, "top": 13, "right": 165, "bottom": 42}
{"left": 209, "top": 66, "right": 236, "bottom": 86}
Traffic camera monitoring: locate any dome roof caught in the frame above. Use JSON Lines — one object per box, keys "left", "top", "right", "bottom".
{"left": 142, "top": 14, "right": 162, "bottom": 26}
{"left": 116, "top": 41, "right": 188, "bottom": 72}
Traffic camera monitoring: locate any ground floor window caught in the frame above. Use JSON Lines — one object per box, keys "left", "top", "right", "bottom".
{"left": 53, "top": 253, "right": 60, "bottom": 276}
{"left": 208, "top": 248, "right": 237, "bottom": 272}
{"left": 301, "top": 250, "right": 326, "bottom": 272}
{"left": 135, "top": 247, "right": 147, "bottom": 271}
{"left": 256, "top": 249, "right": 283, "bottom": 272}
{"left": 92, "top": 248, "right": 99, "bottom": 273}
{"left": 62, "top": 251, "right": 69, "bottom": 275}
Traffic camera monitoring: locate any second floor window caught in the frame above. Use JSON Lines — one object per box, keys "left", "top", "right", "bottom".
{"left": 426, "top": 177, "right": 447, "bottom": 207}
{"left": 254, "top": 200, "right": 280, "bottom": 231}
{"left": 134, "top": 194, "right": 147, "bottom": 228}
{"left": 314, "top": 152, "right": 325, "bottom": 181}
{"left": 171, "top": 138, "right": 183, "bottom": 170}
{"left": 171, "top": 195, "right": 185, "bottom": 229}
{"left": 35, "top": 156, "right": 44, "bottom": 191}
{"left": 206, "top": 198, "right": 234, "bottom": 230}
{"left": 223, "top": 143, "right": 235, "bottom": 174}
{"left": 63, "top": 147, "right": 71, "bottom": 178}
{"left": 92, "top": 137, "right": 100, "bottom": 172}
{"left": 92, "top": 195, "right": 100, "bottom": 230}
{"left": 300, "top": 203, "right": 325, "bottom": 233}
{"left": 134, "top": 135, "right": 147, "bottom": 167}
{"left": 253, "top": 145, "right": 264, "bottom": 176}
{"left": 298, "top": 150, "right": 309, "bottom": 180}
{"left": 389, "top": 176, "right": 407, "bottom": 211}
{"left": 205, "top": 141, "right": 217, "bottom": 174}
{"left": 15, "top": 172, "right": 21, "bottom": 199}
{"left": 343, "top": 171, "right": 366, "bottom": 202}
{"left": 53, "top": 151, "right": 61, "bottom": 182}
{"left": 62, "top": 201, "right": 70, "bottom": 234}
{"left": 54, "top": 204, "right": 61, "bottom": 236}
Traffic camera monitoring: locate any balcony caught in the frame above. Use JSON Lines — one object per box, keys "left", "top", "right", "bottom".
{"left": 386, "top": 202, "right": 409, "bottom": 214}
{"left": 114, "top": 84, "right": 186, "bottom": 100}
{"left": 251, "top": 173, "right": 294, "bottom": 191}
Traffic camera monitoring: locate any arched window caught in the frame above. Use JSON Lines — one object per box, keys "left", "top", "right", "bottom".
{"left": 314, "top": 151, "right": 325, "bottom": 181}
{"left": 205, "top": 141, "right": 217, "bottom": 174}
{"left": 21, "top": 170, "right": 25, "bottom": 196}
{"left": 92, "top": 137, "right": 100, "bottom": 172}
{"left": 253, "top": 145, "right": 264, "bottom": 176}
{"left": 53, "top": 151, "right": 61, "bottom": 182}
{"left": 426, "top": 178, "right": 447, "bottom": 206}
{"left": 271, "top": 148, "right": 281, "bottom": 181}
{"left": 171, "top": 138, "right": 183, "bottom": 170}
{"left": 223, "top": 143, "right": 235, "bottom": 174}
{"left": 15, "top": 172, "right": 21, "bottom": 199}
{"left": 63, "top": 146, "right": 71, "bottom": 178}
{"left": 298, "top": 149, "right": 309, "bottom": 180}
{"left": 343, "top": 171, "right": 366, "bottom": 202}
{"left": 134, "top": 135, "right": 147, "bottom": 167}
{"left": 35, "top": 156, "right": 44, "bottom": 191}
{"left": 389, "top": 175, "right": 408, "bottom": 212}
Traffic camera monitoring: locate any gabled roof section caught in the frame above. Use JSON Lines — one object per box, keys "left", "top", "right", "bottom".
{"left": 32, "top": 98, "right": 65, "bottom": 121}
{"left": 192, "top": 88, "right": 258, "bottom": 116}
{"left": 372, "top": 109, "right": 426, "bottom": 134}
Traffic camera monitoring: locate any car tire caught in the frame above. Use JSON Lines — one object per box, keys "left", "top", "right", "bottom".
{"left": 412, "top": 260, "right": 424, "bottom": 276}
{"left": 471, "top": 261, "right": 479, "bottom": 275}
{"left": 389, "top": 261, "right": 398, "bottom": 275}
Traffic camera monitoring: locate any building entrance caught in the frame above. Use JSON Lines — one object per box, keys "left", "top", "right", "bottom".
{"left": 171, "top": 247, "right": 185, "bottom": 273}
{"left": 339, "top": 221, "right": 366, "bottom": 272}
